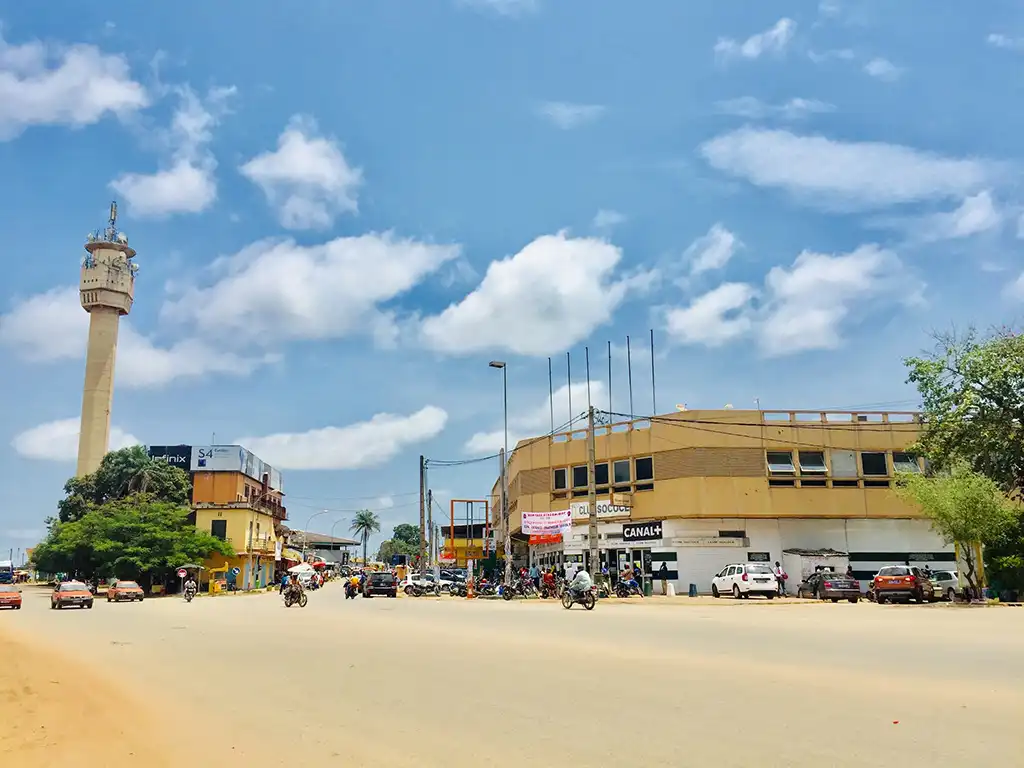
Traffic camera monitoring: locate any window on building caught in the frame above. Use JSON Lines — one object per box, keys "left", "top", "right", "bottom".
{"left": 798, "top": 451, "right": 827, "bottom": 474}
{"left": 211, "top": 519, "right": 227, "bottom": 540}
{"left": 766, "top": 451, "right": 796, "bottom": 474}
{"left": 830, "top": 450, "right": 858, "bottom": 478}
{"left": 861, "top": 452, "right": 889, "bottom": 476}
{"left": 635, "top": 457, "right": 653, "bottom": 481}
{"left": 892, "top": 452, "right": 920, "bottom": 473}
{"left": 594, "top": 462, "right": 609, "bottom": 488}
{"left": 613, "top": 459, "right": 631, "bottom": 485}
{"left": 553, "top": 468, "right": 567, "bottom": 491}
{"left": 244, "top": 485, "right": 250, "bottom": 498}
{"left": 572, "top": 465, "right": 588, "bottom": 488}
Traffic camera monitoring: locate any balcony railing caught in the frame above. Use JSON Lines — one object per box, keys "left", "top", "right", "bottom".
{"left": 194, "top": 499, "right": 287, "bottom": 520}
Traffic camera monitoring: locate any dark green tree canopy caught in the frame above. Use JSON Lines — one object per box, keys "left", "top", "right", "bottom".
{"left": 376, "top": 523, "right": 420, "bottom": 563}
{"left": 392, "top": 523, "right": 420, "bottom": 548}
{"left": 34, "top": 495, "right": 233, "bottom": 580}
{"left": 58, "top": 446, "right": 192, "bottom": 523}
{"left": 904, "top": 328, "right": 1024, "bottom": 493}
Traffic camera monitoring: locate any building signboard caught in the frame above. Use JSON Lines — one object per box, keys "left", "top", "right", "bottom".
{"left": 622, "top": 520, "right": 663, "bottom": 543}
{"left": 673, "top": 537, "right": 747, "bottom": 547}
{"left": 148, "top": 445, "right": 193, "bottom": 470}
{"left": 191, "top": 445, "right": 246, "bottom": 473}
{"left": 569, "top": 500, "right": 631, "bottom": 521}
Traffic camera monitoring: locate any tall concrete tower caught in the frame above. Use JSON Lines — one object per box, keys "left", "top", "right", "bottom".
{"left": 76, "top": 202, "right": 137, "bottom": 477}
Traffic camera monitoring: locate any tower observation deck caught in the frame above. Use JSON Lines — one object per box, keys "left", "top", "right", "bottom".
{"left": 76, "top": 202, "right": 138, "bottom": 477}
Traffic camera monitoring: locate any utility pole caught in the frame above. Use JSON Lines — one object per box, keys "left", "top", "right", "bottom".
{"left": 419, "top": 455, "right": 426, "bottom": 573}
{"left": 501, "top": 448, "right": 511, "bottom": 585}
{"left": 586, "top": 406, "right": 599, "bottom": 581}
{"left": 426, "top": 489, "right": 434, "bottom": 569}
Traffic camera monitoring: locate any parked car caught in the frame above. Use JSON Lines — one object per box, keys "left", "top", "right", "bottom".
{"left": 400, "top": 573, "right": 442, "bottom": 595}
{"left": 107, "top": 580, "right": 144, "bottom": 603}
{"left": 0, "top": 584, "right": 22, "bottom": 609}
{"left": 930, "top": 570, "right": 959, "bottom": 601}
{"left": 873, "top": 565, "right": 936, "bottom": 603}
{"left": 711, "top": 563, "right": 777, "bottom": 599}
{"left": 51, "top": 581, "right": 94, "bottom": 610}
{"left": 796, "top": 571, "right": 861, "bottom": 603}
{"left": 364, "top": 572, "right": 398, "bottom": 598}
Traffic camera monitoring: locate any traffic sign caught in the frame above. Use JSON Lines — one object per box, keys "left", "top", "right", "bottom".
{"left": 177, "top": 568, "right": 187, "bottom": 578}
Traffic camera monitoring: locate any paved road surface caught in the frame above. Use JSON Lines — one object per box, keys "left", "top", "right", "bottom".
{"left": 1, "top": 585, "right": 1021, "bottom": 766}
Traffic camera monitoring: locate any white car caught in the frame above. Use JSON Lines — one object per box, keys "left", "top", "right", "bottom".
{"left": 930, "top": 570, "right": 959, "bottom": 601}
{"left": 711, "top": 563, "right": 778, "bottom": 599}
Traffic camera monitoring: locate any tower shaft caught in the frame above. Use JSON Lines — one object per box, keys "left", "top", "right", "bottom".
{"left": 76, "top": 307, "right": 121, "bottom": 477}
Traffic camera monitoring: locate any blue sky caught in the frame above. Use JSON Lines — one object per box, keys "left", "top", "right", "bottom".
{"left": 2, "top": 0, "right": 1023, "bottom": 557}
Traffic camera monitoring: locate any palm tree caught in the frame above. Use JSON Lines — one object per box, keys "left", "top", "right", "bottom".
{"left": 350, "top": 509, "right": 381, "bottom": 566}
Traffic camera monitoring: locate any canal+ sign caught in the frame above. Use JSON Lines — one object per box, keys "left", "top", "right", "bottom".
{"left": 622, "top": 520, "right": 663, "bottom": 543}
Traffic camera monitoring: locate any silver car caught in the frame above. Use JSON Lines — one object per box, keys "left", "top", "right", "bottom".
{"left": 931, "top": 570, "right": 959, "bottom": 601}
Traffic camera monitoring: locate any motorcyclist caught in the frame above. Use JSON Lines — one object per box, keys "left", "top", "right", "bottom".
{"left": 183, "top": 576, "right": 198, "bottom": 597}
{"left": 621, "top": 564, "right": 639, "bottom": 593}
{"left": 542, "top": 568, "right": 556, "bottom": 594}
{"left": 568, "top": 567, "right": 593, "bottom": 599}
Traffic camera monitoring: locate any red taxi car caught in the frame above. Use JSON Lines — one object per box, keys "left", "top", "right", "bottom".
{"left": 0, "top": 584, "right": 22, "bottom": 609}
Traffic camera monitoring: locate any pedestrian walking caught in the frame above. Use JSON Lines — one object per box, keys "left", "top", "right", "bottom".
{"left": 773, "top": 561, "right": 787, "bottom": 596}
{"left": 658, "top": 561, "right": 669, "bottom": 595}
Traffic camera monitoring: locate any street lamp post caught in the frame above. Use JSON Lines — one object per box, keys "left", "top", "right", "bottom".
{"left": 302, "top": 509, "right": 330, "bottom": 561}
{"left": 329, "top": 518, "right": 348, "bottom": 565}
{"left": 489, "top": 361, "right": 511, "bottom": 585}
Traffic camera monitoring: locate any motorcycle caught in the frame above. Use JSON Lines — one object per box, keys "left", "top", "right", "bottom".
{"left": 477, "top": 580, "right": 497, "bottom": 597}
{"left": 539, "top": 581, "right": 559, "bottom": 599}
{"left": 344, "top": 581, "right": 359, "bottom": 600}
{"left": 283, "top": 586, "right": 308, "bottom": 608}
{"left": 183, "top": 584, "right": 197, "bottom": 603}
{"left": 562, "top": 585, "right": 597, "bottom": 610}
{"left": 614, "top": 580, "right": 643, "bottom": 598}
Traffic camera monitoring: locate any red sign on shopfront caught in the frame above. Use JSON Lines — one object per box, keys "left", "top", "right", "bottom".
{"left": 529, "top": 534, "right": 563, "bottom": 545}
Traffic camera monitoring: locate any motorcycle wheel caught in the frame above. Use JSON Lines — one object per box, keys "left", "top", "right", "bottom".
{"left": 583, "top": 592, "right": 596, "bottom": 610}
{"left": 298, "top": 593, "right": 308, "bottom": 608}
{"left": 502, "top": 587, "right": 514, "bottom": 601}
{"left": 284, "top": 595, "right": 293, "bottom": 608}
{"left": 561, "top": 592, "right": 573, "bottom": 609}
{"left": 433, "top": 586, "right": 441, "bottom": 597}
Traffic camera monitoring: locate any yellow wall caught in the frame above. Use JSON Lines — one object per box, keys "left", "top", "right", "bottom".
{"left": 195, "top": 506, "right": 279, "bottom": 556}
{"left": 503, "top": 409, "right": 925, "bottom": 533}
{"left": 441, "top": 538, "right": 490, "bottom": 567}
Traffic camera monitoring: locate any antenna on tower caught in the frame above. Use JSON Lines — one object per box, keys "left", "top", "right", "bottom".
{"left": 105, "top": 201, "right": 119, "bottom": 242}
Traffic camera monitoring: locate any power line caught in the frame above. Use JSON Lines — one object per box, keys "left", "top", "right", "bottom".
{"left": 285, "top": 490, "right": 420, "bottom": 502}
{"left": 604, "top": 410, "right": 921, "bottom": 434}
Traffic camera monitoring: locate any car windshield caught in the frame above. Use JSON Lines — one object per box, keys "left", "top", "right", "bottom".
{"left": 0, "top": 585, "right": 17, "bottom": 592}
{"left": 117, "top": 581, "right": 139, "bottom": 589}
{"left": 878, "top": 566, "right": 910, "bottom": 576}
{"left": 60, "top": 582, "right": 87, "bottom": 591}
{"left": 746, "top": 565, "right": 773, "bottom": 574}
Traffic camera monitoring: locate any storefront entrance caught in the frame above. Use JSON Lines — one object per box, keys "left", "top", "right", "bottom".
{"left": 604, "top": 548, "right": 652, "bottom": 584}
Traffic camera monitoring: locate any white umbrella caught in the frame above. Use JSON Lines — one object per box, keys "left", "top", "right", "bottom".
{"left": 287, "top": 562, "right": 314, "bottom": 574}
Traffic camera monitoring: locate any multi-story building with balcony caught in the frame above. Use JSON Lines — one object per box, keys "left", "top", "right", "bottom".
{"left": 148, "top": 444, "right": 286, "bottom": 589}
{"left": 497, "top": 408, "right": 953, "bottom": 592}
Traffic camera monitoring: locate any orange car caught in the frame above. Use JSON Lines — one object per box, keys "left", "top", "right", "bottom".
{"left": 873, "top": 565, "right": 936, "bottom": 604}
{"left": 107, "top": 580, "right": 144, "bottom": 603}
{"left": 0, "top": 584, "right": 22, "bottom": 610}
{"left": 51, "top": 581, "right": 94, "bottom": 610}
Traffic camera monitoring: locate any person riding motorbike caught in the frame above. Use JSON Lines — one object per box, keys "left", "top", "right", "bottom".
{"left": 620, "top": 565, "right": 640, "bottom": 594}
{"left": 183, "top": 576, "right": 198, "bottom": 598}
{"left": 568, "top": 567, "right": 593, "bottom": 599}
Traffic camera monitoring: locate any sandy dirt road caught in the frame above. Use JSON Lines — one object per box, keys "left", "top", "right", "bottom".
{"left": 1, "top": 585, "right": 1021, "bottom": 767}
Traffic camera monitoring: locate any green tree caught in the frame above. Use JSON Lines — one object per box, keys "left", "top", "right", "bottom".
{"left": 33, "top": 495, "right": 233, "bottom": 584}
{"left": 375, "top": 524, "right": 419, "bottom": 563}
{"left": 904, "top": 328, "right": 1024, "bottom": 591}
{"left": 894, "top": 467, "right": 1019, "bottom": 595}
{"left": 57, "top": 446, "right": 192, "bottom": 523}
{"left": 350, "top": 509, "right": 381, "bottom": 565}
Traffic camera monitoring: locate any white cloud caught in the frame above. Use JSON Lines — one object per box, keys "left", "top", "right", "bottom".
{"left": 457, "top": 0, "right": 538, "bottom": 16}
{"left": 714, "top": 96, "right": 835, "bottom": 120}
{"left": 420, "top": 232, "right": 649, "bottom": 356}
{"left": 927, "top": 191, "right": 1002, "bottom": 240}
{"left": 686, "top": 223, "right": 741, "bottom": 275}
{"left": 987, "top": 33, "right": 1024, "bottom": 51}
{"left": 665, "top": 245, "right": 916, "bottom": 356}
{"left": 239, "top": 115, "right": 363, "bottom": 230}
{"left": 162, "top": 234, "right": 459, "bottom": 345}
{"left": 759, "top": 245, "right": 909, "bottom": 356}
{"left": 864, "top": 57, "right": 903, "bottom": 81}
{"left": 714, "top": 19, "right": 795, "bottom": 62}
{"left": 464, "top": 380, "right": 606, "bottom": 453}
{"left": 12, "top": 417, "right": 140, "bottom": 462}
{"left": 536, "top": 102, "right": 606, "bottom": 130}
{"left": 236, "top": 406, "right": 448, "bottom": 470}
{"left": 376, "top": 496, "right": 396, "bottom": 510}
{"left": 1004, "top": 272, "right": 1024, "bottom": 302}
{"left": 592, "top": 209, "right": 626, "bottom": 230}
{"left": 700, "top": 127, "right": 998, "bottom": 209}
{"left": 0, "top": 33, "right": 148, "bottom": 140}
{"left": 666, "top": 283, "right": 757, "bottom": 347}
{"left": 110, "top": 86, "right": 232, "bottom": 216}
{"left": 808, "top": 48, "right": 856, "bottom": 63}
{"left": 818, "top": 0, "right": 842, "bottom": 17}
{"left": 0, "top": 285, "right": 274, "bottom": 387}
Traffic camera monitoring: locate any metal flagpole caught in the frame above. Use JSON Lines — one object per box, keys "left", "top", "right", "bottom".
{"left": 607, "top": 340, "right": 612, "bottom": 417}
{"left": 566, "top": 352, "right": 572, "bottom": 427}
{"left": 650, "top": 328, "right": 657, "bottom": 416}
{"left": 627, "top": 335, "right": 634, "bottom": 420}
{"left": 548, "top": 357, "right": 554, "bottom": 433}
{"left": 585, "top": 346, "right": 592, "bottom": 412}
